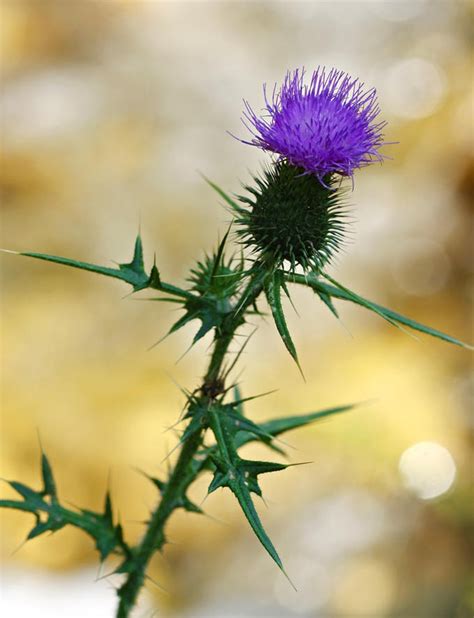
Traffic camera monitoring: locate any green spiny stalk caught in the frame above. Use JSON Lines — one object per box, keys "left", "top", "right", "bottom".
{"left": 116, "top": 268, "right": 267, "bottom": 616}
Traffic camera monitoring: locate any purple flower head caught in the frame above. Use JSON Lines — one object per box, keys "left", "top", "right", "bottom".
{"left": 239, "top": 67, "right": 388, "bottom": 180}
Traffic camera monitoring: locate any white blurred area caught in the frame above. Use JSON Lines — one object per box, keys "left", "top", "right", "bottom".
{"left": 0, "top": 568, "right": 122, "bottom": 618}
{"left": 1, "top": 1, "right": 472, "bottom": 617}
{"left": 0, "top": 571, "right": 156, "bottom": 618}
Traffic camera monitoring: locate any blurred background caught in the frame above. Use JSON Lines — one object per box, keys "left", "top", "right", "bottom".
{"left": 1, "top": 1, "right": 472, "bottom": 616}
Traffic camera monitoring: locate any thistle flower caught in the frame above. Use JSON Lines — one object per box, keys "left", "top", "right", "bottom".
{"left": 239, "top": 67, "right": 387, "bottom": 179}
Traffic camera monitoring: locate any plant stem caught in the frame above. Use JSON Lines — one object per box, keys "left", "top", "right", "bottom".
{"left": 116, "top": 271, "right": 265, "bottom": 617}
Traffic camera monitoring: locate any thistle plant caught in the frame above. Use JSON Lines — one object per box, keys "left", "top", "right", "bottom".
{"left": 1, "top": 67, "right": 470, "bottom": 617}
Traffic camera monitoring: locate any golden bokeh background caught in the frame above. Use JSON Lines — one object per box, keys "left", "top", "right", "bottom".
{"left": 1, "top": 1, "right": 472, "bottom": 616}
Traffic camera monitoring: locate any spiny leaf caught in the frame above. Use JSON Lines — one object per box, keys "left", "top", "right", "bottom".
{"left": 192, "top": 311, "right": 217, "bottom": 345}
{"left": 224, "top": 409, "right": 276, "bottom": 443}
{"left": 235, "top": 403, "right": 355, "bottom": 449}
{"left": 9, "top": 481, "right": 46, "bottom": 508}
{"left": 239, "top": 459, "right": 290, "bottom": 476}
{"left": 9, "top": 235, "right": 189, "bottom": 298}
{"left": 265, "top": 270, "right": 304, "bottom": 376}
{"left": 21, "top": 242, "right": 148, "bottom": 292}
{"left": 286, "top": 271, "right": 472, "bottom": 349}
{"left": 230, "top": 475, "right": 284, "bottom": 569}
{"left": 166, "top": 310, "right": 201, "bottom": 339}
{"left": 233, "top": 267, "right": 267, "bottom": 317}
{"left": 322, "top": 273, "right": 401, "bottom": 330}
{"left": 0, "top": 499, "right": 38, "bottom": 513}
{"left": 314, "top": 288, "right": 339, "bottom": 318}
{"left": 207, "top": 469, "right": 229, "bottom": 494}
{"left": 27, "top": 518, "right": 64, "bottom": 540}
{"left": 207, "top": 408, "right": 287, "bottom": 576}
{"left": 118, "top": 235, "right": 145, "bottom": 281}
{"left": 1, "top": 453, "right": 130, "bottom": 563}
{"left": 181, "top": 402, "right": 211, "bottom": 442}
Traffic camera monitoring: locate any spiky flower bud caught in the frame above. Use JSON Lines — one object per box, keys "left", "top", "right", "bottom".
{"left": 236, "top": 161, "right": 347, "bottom": 272}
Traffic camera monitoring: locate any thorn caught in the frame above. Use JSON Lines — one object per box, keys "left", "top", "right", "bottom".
{"left": 145, "top": 574, "right": 169, "bottom": 595}
{"left": 202, "top": 509, "right": 231, "bottom": 526}
{"left": 10, "top": 537, "right": 28, "bottom": 557}
{"left": 163, "top": 419, "right": 185, "bottom": 434}
{"left": 94, "top": 561, "right": 107, "bottom": 582}
{"left": 125, "top": 519, "right": 149, "bottom": 526}
{"left": 120, "top": 288, "right": 137, "bottom": 300}
{"left": 198, "top": 493, "right": 211, "bottom": 509}
{"left": 287, "top": 460, "right": 314, "bottom": 468}
{"left": 174, "top": 341, "right": 194, "bottom": 365}
{"left": 63, "top": 498, "right": 82, "bottom": 510}
{"left": 160, "top": 440, "right": 182, "bottom": 465}
{"left": 36, "top": 428, "right": 44, "bottom": 454}
{"left": 282, "top": 567, "right": 298, "bottom": 592}
{"left": 95, "top": 568, "right": 119, "bottom": 582}
{"left": 147, "top": 331, "right": 170, "bottom": 351}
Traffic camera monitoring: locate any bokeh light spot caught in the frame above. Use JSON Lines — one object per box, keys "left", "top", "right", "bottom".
{"left": 384, "top": 58, "right": 447, "bottom": 119}
{"left": 398, "top": 441, "right": 456, "bottom": 500}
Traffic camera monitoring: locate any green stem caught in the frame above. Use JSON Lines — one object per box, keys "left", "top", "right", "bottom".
{"left": 116, "top": 270, "right": 266, "bottom": 617}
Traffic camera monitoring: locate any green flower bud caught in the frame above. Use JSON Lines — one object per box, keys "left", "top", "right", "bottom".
{"left": 236, "top": 161, "right": 348, "bottom": 272}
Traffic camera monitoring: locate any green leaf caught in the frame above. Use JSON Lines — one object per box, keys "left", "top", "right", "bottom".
{"left": 21, "top": 237, "right": 149, "bottom": 292}
{"left": 9, "top": 481, "right": 46, "bottom": 509}
{"left": 0, "top": 499, "right": 38, "bottom": 513}
{"left": 192, "top": 310, "right": 218, "bottom": 345}
{"left": 286, "top": 272, "right": 472, "bottom": 349}
{"left": 322, "top": 273, "right": 401, "bottom": 330}
{"left": 227, "top": 472, "right": 285, "bottom": 573}
{"left": 235, "top": 403, "right": 355, "bottom": 449}
{"left": 27, "top": 518, "right": 65, "bottom": 540}
{"left": 206, "top": 407, "right": 288, "bottom": 577}
{"left": 265, "top": 271, "right": 303, "bottom": 376}
{"left": 118, "top": 235, "right": 145, "bottom": 282}
{"left": 314, "top": 288, "right": 339, "bottom": 319}
{"left": 10, "top": 235, "right": 190, "bottom": 299}
{"left": 1, "top": 452, "right": 131, "bottom": 563}
{"left": 207, "top": 469, "right": 229, "bottom": 494}
{"left": 224, "top": 409, "right": 276, "bottom": 443}
{"left": 239, "top": 459, "right": 289, "bottom": 476}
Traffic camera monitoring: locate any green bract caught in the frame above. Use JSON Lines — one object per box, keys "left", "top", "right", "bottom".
{"left": 235, "top": 161, "right": 348, "bottom": 272}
